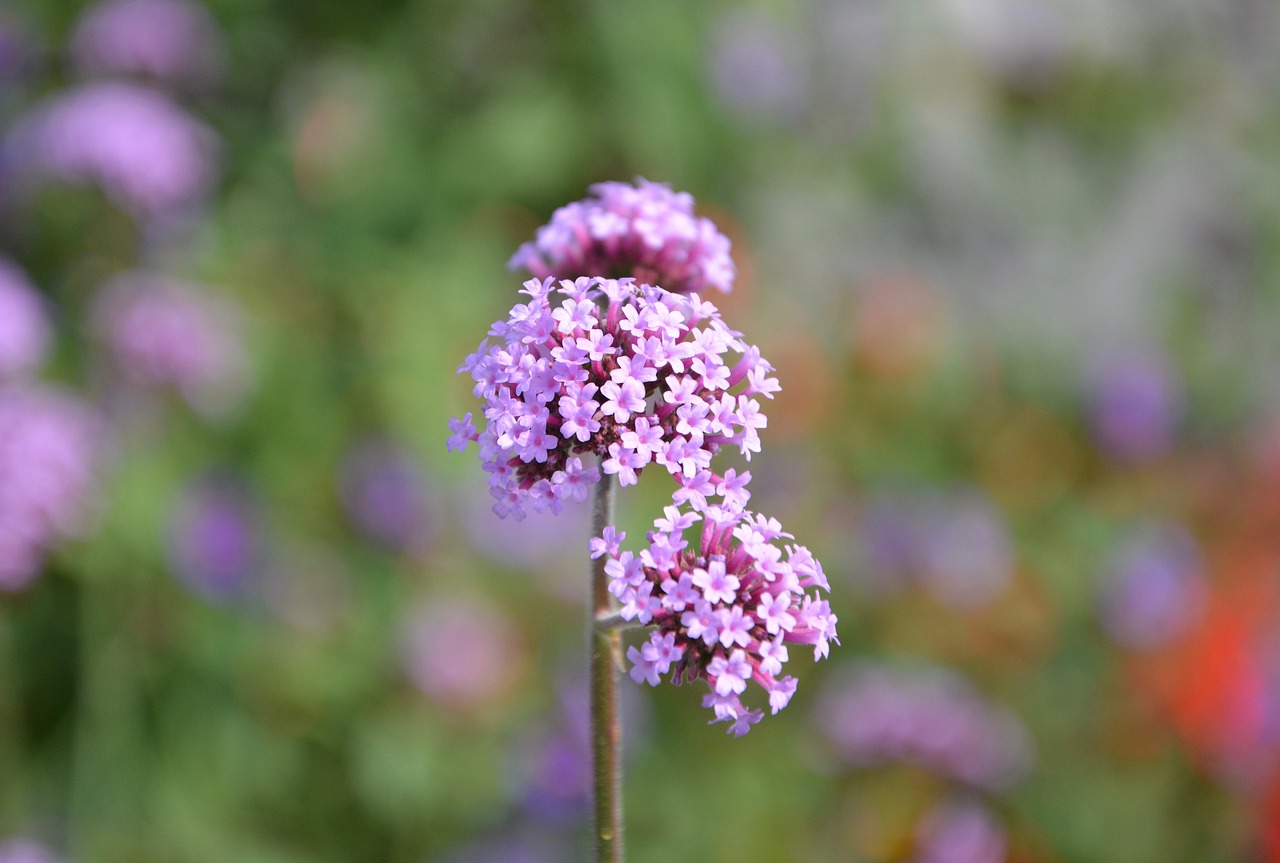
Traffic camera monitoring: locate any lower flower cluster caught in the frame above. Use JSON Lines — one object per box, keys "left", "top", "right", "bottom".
{"left": 593, "top": 496, "right": 837, "bottom": 735}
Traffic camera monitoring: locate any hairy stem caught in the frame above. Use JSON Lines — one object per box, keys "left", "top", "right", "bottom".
{"left": 590, "top": 471, "right": 623, "bottom": 862}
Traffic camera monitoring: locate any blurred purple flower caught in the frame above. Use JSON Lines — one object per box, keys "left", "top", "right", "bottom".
{"left": 912, "top": 798, "right": 1007, "bottom": 863}
{"left": 1097, "top": 522, "right": 1205, "bottom": 650}
{"left": 92, "top": 271, "right": 246, "bottom": 415}
{"left": 400, "top": 595, "right": 525, "bottom": 714}
{"left": 6, "top": 82, "right": 217, "bottom": 222}
{"left": 167, "top": 476, "right": 261, "bottom": 601}
{"left": 464, "top": 492, "right": 590, "bottom": 601}
{"left": 0, "top": 839, "right": 62, "bottom": 863}
{"left": 0, "top": 258, "right": 50, "bottom": 379}
{"left": 706, "top": 10, "right": 809, "bottom": 124}
{"left": 0, "top": 386, "right": 100, "bottom": 591}
{"left": 70, "top": 0, "right": 224, "bottom": 90}
{"left": 508, "top": 182, "right": 735, "bottom": 295}
{"left": 1088, "top": 348, "right": 1183, "bottom": 464}
{"left": 815, "top": 662, "right": 1033, "bottom": 790}
{"left": 339, "top": 438, "right": 434, "bottom": 554}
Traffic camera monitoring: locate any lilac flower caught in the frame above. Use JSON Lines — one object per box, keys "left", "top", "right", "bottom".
{"left": 0, "top": 838, "right": 62, "bottom": 863}
{"left": 401, "top": 595, "right": 525, "bottom": 713}
{"left": 912, "top": 798, "right": 1007, "bottom": 863}
{"left": 452, "top": 277, "right": 777, "bottom": 521}
{"left": 167, "top": 476, "right": 260, "bottom": 601}
{"left": 598, "top": 497, "right": 835, "bottom": 735}
{"left": 1097, "top": 522, "right": 1205, "bottom": 649}
{"left": 706, "top": 10, "right": 809, "bottom": 124}
{"left": 92, "top": 271, "right": 245, "bottom": 414}
{"left": 70, "top": 0, "right": 225, "bottom": 90}
{"left": 6, "top": 82, "right": 217, "bottom": 222}
{"left": 0, "top": 258, "right": 50, "bottom": 379}
{"left": 0, "top": 386, "right": 100, "bottom": 591}
{"left": 339, "top": 437, "right": 434, "bottom": 554}
{"left": 508, "top": 181, "right": 735, "bottom": 295}
{"left": 1088, "top": 347, "right": 1183, "bottom": 464}
{"left": 815, "top": 662, "right": 1033, "bottom": 790}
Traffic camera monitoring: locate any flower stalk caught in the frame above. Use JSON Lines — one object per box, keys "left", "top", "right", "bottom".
{"left": 589, "top": 470, "right": 623, "bottom": 862}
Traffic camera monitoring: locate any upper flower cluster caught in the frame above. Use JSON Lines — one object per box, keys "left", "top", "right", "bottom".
{"left": 508, "top": 179, "right": 736, "bottom": 296}
{"left": 594, "top": 498, "right": 837, "bottom": 735}
{"left": 449, "top": 276, "right": 777, "bottom": 521}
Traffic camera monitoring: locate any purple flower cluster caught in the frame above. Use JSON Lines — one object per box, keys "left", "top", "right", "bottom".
{"left": 0, "top": 839, "right": 62, "bottom": 863}
{"left": 508, "top": 180, "right": 735, "bottom": 296}
{"left": 595, "top": 498, "right": 837, "bottom": 735}
{"left": 0, "top": 258, "right": 50, "bottom": 380}
{"left": 912, "top": 798, "right": 1007, "bottom": 863}
{"left": 400, "top": 594, "right": 525, "bottom": 713}
{"left": 450, "top": 276, "right": 777, "bottom": 521}
{"left": 70, "top": 0, "right": 224, "bottom": 90}
{"left": 1088, "top": 347, "right": 1183, "bottom": 464}
{"left": 7, "top": 82, "right": 216, "bottom": 221}
{"left": 166, "top": 476, "right": 260, "bottom": 601}
{"left": 0, "top": 386, "right": 100, "bottom": 591}
{"left": 339, "top": 438, "right": 434, "bottom": 554}
{"left": 1096, "top": 522, "right": 1205, "bottom": 649}
{"left": 816, "top": 663, "right": 1033, "bottom": 790}
{"left": 92, "top": 271, "right": 244, "bottom": 413}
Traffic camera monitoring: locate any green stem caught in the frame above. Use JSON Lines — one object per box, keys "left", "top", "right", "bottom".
{"left": 589, "top": 471, "right": 623, "bottom": 862}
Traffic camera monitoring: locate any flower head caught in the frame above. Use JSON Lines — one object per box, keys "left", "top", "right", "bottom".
{"left": 509, "top": 180, "right": 735, "bottom": 295}
{"left": 70, "top": 0, "right": 225, "bottom": 90}
{"left": 0, "top": 386, "right": 100, "bottom": 591}
{"left": 0, "top": 258, "right": 50, "bottom": 380}
{"left": 6, "top": 82, "right": 217, "bottom": 222}
{"left": 451, "top": 277, "right": 777, "bottom": 521}
{"left": 600, "top": 498, "right": 835, "bottom": 734}
{"left": 167, "top": 475, "right": 261, "bottom": 601}
{"left": 913, "top": 798, "right": 1007, "bottom": 863}
{"left": 1097, "top": 522, "right": 1205, "bottom": 649}
{"left": 339, "top": 437, "right": 434, "bottom": 554}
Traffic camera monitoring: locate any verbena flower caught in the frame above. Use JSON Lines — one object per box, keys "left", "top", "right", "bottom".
{"left": 1088, "top": 347, "right": 1183, "bottom": 464}
{"left": 167, "top": 475, "right": 260, "bottom": 601}
{"left": 0, "top": 258, "right": 50, "bottom": 380}
{"left": 70, "top": 0, "right": 224, "bottom": 91}
{"left": 1096, "top": 522, "right": 1204, "bottom": 649}
{"left": 0, "top": 838, "right": 63, "bottom": 863}
{"left": 92, "top": 271, "right": 246, "bottom": 414}
{"left": 508, "top": 180, "right": 735, "bottom": 295}
{"left": 912, "top": 798, "right": 1007, "bottom": 863}
{"left": 815, "top": 662, "right": 1033, "bottom": 790}
{"left": 596, "top": 498, "right": 836, "bottom": 735}
{"left": 450, "top": 277, "right": 777, "bottom": 521}
{"left": 6, "top": 82, "right": 216, "bottom": 221}
{"left": 339, "top": 437, "right": 434, "bottom": 554}
{"left": 0, "top": 386, "right": 100, "bottom": 591}
{"left": 400, "top": 594, "right": 525, "bottom": 714}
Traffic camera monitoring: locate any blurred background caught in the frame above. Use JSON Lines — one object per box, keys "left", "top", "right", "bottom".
{"left": 1, "top": 0, "right": 1279, "bottom": 860}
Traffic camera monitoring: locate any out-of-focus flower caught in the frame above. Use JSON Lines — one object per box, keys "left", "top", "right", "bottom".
{"left": 167, "top": 476, "right": 261, "bottom": 601}
{"left": 1088, "top": 347, "right": 1183, "bottom": 465}
{"left": 0, "top": 386, "right": 100, "bottom": 591}
{"left": 1097, "top": 523, "right": 1205, "bottom": 649}
{"left": 706, "top": 10, "right": 809, "bottom": 124}
{"left": 0, "top": 258, "right": 50, "bottom": 379}
{"left": 92, "top": 271, "right": 246, "bottom": 414}
{"left": 70, "top": 0, "right": 224, "bottom": 90}
{"left": 509, "top": 181, "right": 735, "bottom": 295}
{"left": 599, "top": 498, "right": 835, "bottom": 735}
{"left": 463, "top": 491, "right": 590, "bottom": 601}
{"left": 451, "top": 277, "right": 776, "bottom": 520}
{"left": 816, "top": 662, "right": 1033, "bottom": 790}
{"left": 400, "top": 594, "right": 525, "bottom": 714}
{"left": 339, "top": 437, "right": 434, "bottom": 554}
{"left": 0, "top": 12, "right": 37, "bottom": 87}
{"left": 0, "top": 838, "right": 62, "bottom": 863}
{"left": 6, "top": 82, "right": 217, "bottom": 222}
{"left": 912, "top": 798, "right": 1007, "bottom": 863}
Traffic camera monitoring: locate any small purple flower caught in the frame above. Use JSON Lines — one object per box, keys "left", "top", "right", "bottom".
{"left": 400, "top": 594, "right": 525, "bottom": 713}
{"left": 706, "top": 10, "right": 809, "bottom": 124}
{"left": 92, "top": 271, "right": 246, "bottom": 414}
{"left": 452, "top": 277, "right": 776, "bottom": 521}
{"left": 816, "top": 662, "right": 1033, "bottom": 790}
{"left": 509, "top": 181, "right": 735, "bottom": 295}
{"left": 917, "top": 488, "right": 1013, "bottom": 610}
{"left": 6, "top": 82, "right": 217, "bottom": 222}
{"left": 0, "top": 258, "right": 50, "bottom": 379}
{"left": 70, "top": 0, "right": 225, "bottom": 90}
{"left": 1097, "top": 522, "right": 1205, "bottom": 649}
{"left": 339, "top": 438, "right": 434, "bottom": 554}
{"left": 0, "top": 386, "right": 100, "bottom": 591}
{"left": 600, "top": 497, "right": 835, "bottom": 735}
{"left": 912, "top": 798, "right": 1007, "bottom": 863}
{"left": 0, "top": 838, "right": 62, "bottom": 863}
{"left": 1088, "top": 347, "right": 1183, "bottom": 464}
{"left": 167, "top": 476, "right": 260, "bottom": 601}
